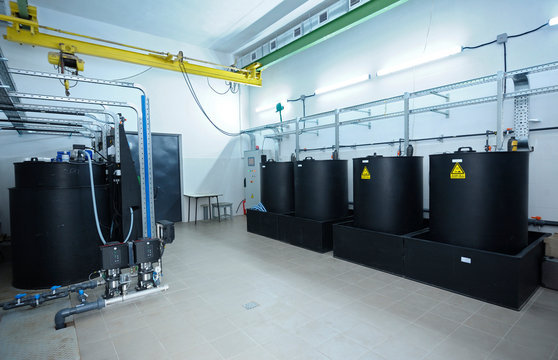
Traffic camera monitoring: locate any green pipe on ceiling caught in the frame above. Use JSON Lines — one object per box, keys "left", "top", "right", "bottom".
{"left": 251, "top": 0, "right": 408, "bottom": 70}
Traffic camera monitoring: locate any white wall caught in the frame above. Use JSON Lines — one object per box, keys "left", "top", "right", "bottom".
{"left": 0, "top": 6, "right": 253, "bottom": 234}
{"left": 247, "top": 0, "right": 558, "bottom": 227}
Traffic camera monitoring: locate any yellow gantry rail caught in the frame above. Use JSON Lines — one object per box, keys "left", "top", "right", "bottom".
{"left": 0, "top": 3, "right": 262, "bottom": 86}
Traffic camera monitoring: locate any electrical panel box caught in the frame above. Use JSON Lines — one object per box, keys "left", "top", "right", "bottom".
{"left": 100, "top": 242, "right": 130, "bottom": 270}
{"left": 244, "top": 150, "right": 272, "bottom": 209}
{"left": 134, "top": 238, "right": 161, "bottom": 264}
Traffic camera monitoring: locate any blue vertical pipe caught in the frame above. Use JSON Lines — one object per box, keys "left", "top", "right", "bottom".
{"left": 141, "top": 95, "right": 151, "bottom": 237}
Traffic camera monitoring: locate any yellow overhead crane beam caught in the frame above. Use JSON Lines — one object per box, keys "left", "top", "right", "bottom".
{"left": 0, "top": 2, "right": 262, "bottom": 86}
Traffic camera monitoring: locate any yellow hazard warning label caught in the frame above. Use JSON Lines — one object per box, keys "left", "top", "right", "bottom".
{"left": 450, "top": 162, "right": 466, "bottom": 179}
{"left": 361, "top": 166, "right": 371, "bottom": 180}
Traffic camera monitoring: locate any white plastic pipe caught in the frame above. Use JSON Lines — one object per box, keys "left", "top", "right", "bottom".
{"left": 104, "top": 284, "right": 169, "bottom": 306}
{"left": 85, "top": 151, "right": 107, "bottom": 245}
{"left": 124, "top": 207, "right": 134, "bottom": 243}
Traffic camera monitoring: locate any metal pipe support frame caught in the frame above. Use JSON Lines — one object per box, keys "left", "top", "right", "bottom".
{"left": 8, "top": 68, "right": 155, "bottom": 237}
{"left": 248, "top": 60, "right": 558, "bottom": 156}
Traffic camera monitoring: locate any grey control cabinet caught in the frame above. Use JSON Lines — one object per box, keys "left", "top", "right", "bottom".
{"left": 244, "top": 150, "right": 272, "bottom": 209}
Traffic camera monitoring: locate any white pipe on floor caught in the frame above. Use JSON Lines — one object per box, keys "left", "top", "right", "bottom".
{"left": 104, "top": 284, "right": 169, "bottom": 306}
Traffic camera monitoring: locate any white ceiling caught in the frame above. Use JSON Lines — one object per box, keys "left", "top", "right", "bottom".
{"left": 30, "top": 0, "right": 333, "bottom": 54}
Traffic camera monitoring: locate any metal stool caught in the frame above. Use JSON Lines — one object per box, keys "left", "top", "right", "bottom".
{"left": 200, "top": 204, "right": 210, "bottom": 220}
{"left": 211, "top": 202, "right": 233, "bottom": 220}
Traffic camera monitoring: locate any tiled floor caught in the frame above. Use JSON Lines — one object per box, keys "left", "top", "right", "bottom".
{"left": 4, "top": 216, "right": 558, "bottom": 360}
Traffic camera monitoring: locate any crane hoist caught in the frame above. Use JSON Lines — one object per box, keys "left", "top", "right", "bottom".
{"left": 0, "top": 1, "right": 262, "bottom": 93}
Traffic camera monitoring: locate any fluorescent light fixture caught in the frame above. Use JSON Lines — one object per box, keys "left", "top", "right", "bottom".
{"left": 376, "top": 46, "right": 463, "bottom": 77}
{"left": 549, "top": 17, "right": 558, "bottom": 26}
{"left": 314, "top": 74, "right": 371, "bottom": 95}
{"left": 255, "top": 100, "right": 288, "bottom": 113}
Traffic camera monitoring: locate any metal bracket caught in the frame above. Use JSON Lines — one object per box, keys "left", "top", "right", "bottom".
{"left": 430, "top": 91, "right": 450, "bottom": 101}
{"left": 512, "top": 72, "right": 530, "bottom": 142}
{"left": 430, "top": 91, "right": 450, "bottom": 118}
{"left": 349, "top": 108, "right": 373, "bottom": 127}
{"left": 430, "top": 109, "right": 450, "bottom": 118}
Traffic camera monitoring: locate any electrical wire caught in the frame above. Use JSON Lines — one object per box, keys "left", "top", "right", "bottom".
{"left": 85, "top": 147, "right": 109, "bottom": 161}
{"left": 462, "top": 39, "right": 497, "bottom": 50}
{"left": 207, "top": 77, "right": 231, "bottom": 95}
{"left": 206, "top": 78, "right": 240, "bottom": 95}
{"left": 509, "top": 23, "right": 548, "bottom": 38}
{"left": 462, "top": 21, "right": 549, "bottom": 50}
{"left": 178, "top": 61, "right": 242, "bottom": 137}
{"left": 111, "top": 67, "right": 153, "bottom": 81}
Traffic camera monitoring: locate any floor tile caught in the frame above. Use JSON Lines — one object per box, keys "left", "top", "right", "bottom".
{"left": 396, "top": 323, "right": 447, "bottom": 351}
{"left": 429, "top": 302, "right": 474, "bottom": 323}
{"left": 476, "top": 303, "right": 523, "bottom": 326}
{"left": 293, "top": 318, "right": 341, "bottom": 347}
{"left": 444, "top": 294, "right": 485, "bottom": 313}
{"left": 261, "top": 332, "right": 312, "bottom": 360}
{"left": 342, "top": 321, "right": 388, "bottom": 348}
{"left": 358, "top": 351, "right": 388, "bottom": 360}
{"left": 514, "top": 303, "right": 558, "bottom": 337}
{"left": 210, "top": 330, "right": 257, "bottom": 359}
{"left": 197, "top": 318, "right": 238, "bottom": 342}
{"left": 414, "top": 312, "right": 460, "bottom": 336}
{"left": 464, "top": 313, "right": 511, "bottom": 338}
{"left": 438, "top": 324, "right": 500, "bottom": 358}
{"left": 168, "top": 342, "right": 223, "bottom": 360}
{"left": 372, "top": 337, "right": 428, "bottom": 360}
{"left": 503, "top": 324, "right": 557, "bottom": 358}
{"left": 79, "top": 339, "right": 118, "bottom": 360}
{"left": 112, "top": 327, "right": 168, "bottom": 360}
{"left": 488, "top": 339, "right": 548, "bottom": 360}
{"left": 318, "top": 334, "right": 369, "bottom": 360}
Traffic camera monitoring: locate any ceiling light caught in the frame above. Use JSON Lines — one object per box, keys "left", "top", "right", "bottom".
{"left": 314, "top": 74, "right": 371, "bottom": 95}
{"left": 549, "top": 17, "right": 558, "bottom": 26}
{"left": 376, "top": 46, "right": 462, "bottom": 77}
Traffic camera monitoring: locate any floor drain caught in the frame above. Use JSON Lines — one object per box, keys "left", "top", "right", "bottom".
{"left": 243, "top": 301, "right": 259, "bottom": 310}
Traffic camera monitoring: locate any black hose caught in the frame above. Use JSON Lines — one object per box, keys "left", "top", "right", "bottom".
{"left": 55, "top": 298, "right": 105, "bottom": 330}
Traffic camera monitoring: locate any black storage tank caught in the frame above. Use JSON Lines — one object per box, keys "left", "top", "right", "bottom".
{"left": 353, "top": 155, "right": 423, "bottom": 234}
{"left": 429, "top": 148, "right": 529, "bottom": 254}
{"left": 9, "top": 161, "right": 109, "bottom": 289}
{"left": 294, "top": 157, "right": 348, "bottom": 221}
{"left": 261, "top": 160, "right": 294, "bottom": 214}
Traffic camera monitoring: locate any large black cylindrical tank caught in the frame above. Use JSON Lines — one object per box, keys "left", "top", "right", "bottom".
{"left": 10, "top": 161, "right": 109, "bottom": 289}
{"left": 294, "top": 158, "right": 348, "bottom": 221}
{"left": 353, "top": 155, "right": 423, "bottom": 234}
{"left": 261, "top": 160, "right": 294, "bottom": 214}
{"left": 429, "top": 149, "right": 529, "bottom": 254}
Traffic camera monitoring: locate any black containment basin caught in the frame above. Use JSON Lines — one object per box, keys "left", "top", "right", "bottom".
{"left": 277, "top": 213, "right": 352, "bottom": 253}
{"left": 353, "top": 155, "right": 423, "bottom": 234}
{"left": 405, "top": 230, "right": 547, "bottom": 310}
{"left": 430, "top": 149, "right": 529, "bottom": 254}
{"left": 246, "top": 209, "right": 281, "bottom": 240}
{"left": 332, "top": 222, "right": 547, "bottom": 309}
{"left": 333, "top": 221, "right": 406, "bottom": 275}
